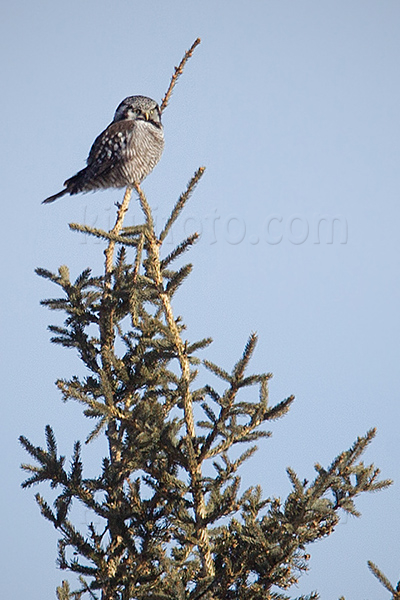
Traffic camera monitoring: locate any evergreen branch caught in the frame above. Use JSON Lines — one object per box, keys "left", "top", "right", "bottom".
{"left": 237, "top": 374, "right": 268, "bottom": 388}
{"left": 165, "top": 263, "right": 193, "bottom": 296}
{"left": 160, "top": 38, "right": 201, "bottom": 112}
{"left": 49, "top": 327, "right": 100, "bottom": 373}
{"left": 203, "top": 359, "right": 231, "bottom": 383}
{"left": 367, "top": 561, "right": 397, "bottom": 594}
{"left": 160, "top": 233, "right": 199, "bottom": 269}
{"left": 133, "top": 232, "right": 145, "bottom": 283}
{"left": 264, "top": 395, "right": 295, "bottom": 421}
{"left": 200, "top": 399, "right": 270, "bottom": 462}
{"left": 206, "top": 429, "right": 268, "bottom": 461}
{"left": 99, "top": 187, "right": 134, "bottom": 470}
{"left": 19, "top": 426, "right": 68, "bottom": 488}
{"left": 159, "top": 168, "right": 206, "bottom": 243}
{"left": 202, "top": 384, "right": 221, "bottom": 403}
{"left": 186, "top": 338, "right": 213, "bottom": 354}
{"left": 37, "top": 266, "right": 102, "bottom": 298}
{"left": 64, "top": 387, "right": 126, "bottom": 421}
{"left": 78, "top": 577, "right": 98, "bottom": 600}
{"left": 41, "top": 298, "right": 75, "bottom": 310}
{"left": 56, "top": 377, "right": 100, "bottom": 405}
{"left": 58, "top": 519, "right": 102, "bottom": 570}
{"left": 135, "top": 181, "right": 215, "bottom": 580}
{"left": 85, "top": 416, "right": 107, "bottom": 444}
{"left": 36, "top": 492, "right": 58, "bottom": 525}
{"left": 200, "top": 402, "right": 218, "bottom": 425}
{"left": 36, "top": 266, "right": 68, "bottom": 285}
{"left": 286, "top": 467, "right": 303, "bottom": 494}
{"left": 75, "top": 268, "right": 94, "bottom": 287}
{"left": 199, "top": 350, "right": 276, "bottom": 462}
{"left": 311, "top": 429, "right": 392, "bottom": 514}
{"left": 69, "top": 222, "right": 142, "bottom": 246}
{"left": 232, "top": 333, "right": 258, "bottom": 381}
{"left": 56, "top": 580, "right": 74, "bottom": 600}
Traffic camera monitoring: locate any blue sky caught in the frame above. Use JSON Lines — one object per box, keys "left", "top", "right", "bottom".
{"left": 1, "top": 1, "right": 400, "bottom": 598}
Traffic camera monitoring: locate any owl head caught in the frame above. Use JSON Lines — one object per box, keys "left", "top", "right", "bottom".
{"left": 113, "top": 95, "right": 162, "bottom": 127}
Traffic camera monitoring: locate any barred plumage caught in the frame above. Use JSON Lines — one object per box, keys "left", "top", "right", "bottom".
{"left": 43, "top": 96, "right": 164, "bottom": 204}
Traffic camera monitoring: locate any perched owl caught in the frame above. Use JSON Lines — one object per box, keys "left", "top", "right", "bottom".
{"left": 43, "top": 96, "right": 164, "bottom": 204}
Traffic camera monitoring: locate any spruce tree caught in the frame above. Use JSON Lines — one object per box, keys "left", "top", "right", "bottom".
{"left": 20, "top": 39, "right": 393, "bottom": 600}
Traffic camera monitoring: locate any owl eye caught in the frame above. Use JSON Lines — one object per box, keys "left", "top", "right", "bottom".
{"left": 149, "top": 108, "right": 160, "bottom": 123}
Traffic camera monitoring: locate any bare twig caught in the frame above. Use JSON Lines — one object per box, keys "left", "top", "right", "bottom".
{"left": 104, "top": 187, "right": 133, "bottom": 278}
{"left": 160, "top": 38, "right": 201, "bottom": 112}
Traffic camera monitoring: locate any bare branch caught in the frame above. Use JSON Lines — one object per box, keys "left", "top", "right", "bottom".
{"left": 161, "top": 38, "right": 201, "bottom": 112}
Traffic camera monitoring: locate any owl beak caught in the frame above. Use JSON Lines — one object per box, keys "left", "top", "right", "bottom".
{"left": 144, "top": 112, "right": 150, "bottom": 121}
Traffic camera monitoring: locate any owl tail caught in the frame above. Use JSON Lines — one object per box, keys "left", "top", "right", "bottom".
{"left": 42, "top": 188, "right": 69, "bottom": 204}
{"left": 43, "top": 169, "right": 88, "bottom": 204}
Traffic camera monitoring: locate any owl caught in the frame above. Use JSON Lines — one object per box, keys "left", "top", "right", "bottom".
{"left": 43, "top": 96, "right": 164, "bottom": 204}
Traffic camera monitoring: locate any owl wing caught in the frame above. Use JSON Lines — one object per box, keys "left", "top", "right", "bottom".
{"left": 85, "top": 120, "right": 135, "bottom": 178}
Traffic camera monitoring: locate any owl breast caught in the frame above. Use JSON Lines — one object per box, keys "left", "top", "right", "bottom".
{"left": 81, "top": 120, "right": 165, "bottom": 192}
{"left": 120, "top": 120, "right": 165, "bottom": 185}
